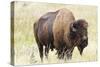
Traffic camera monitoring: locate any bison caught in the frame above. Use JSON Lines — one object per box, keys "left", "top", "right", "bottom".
{"left": 34, "top": 8, "right": 88, "bottom": 61}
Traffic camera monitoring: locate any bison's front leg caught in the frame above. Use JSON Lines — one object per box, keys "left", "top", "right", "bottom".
{"left": 57, "top": 50, "right": 62, "bottom": 59}
{"left": 65, "top": 47, "right": 74, "bottom": 60}
{"left": 56, "top": 48, "right": 65, "bottom": 59}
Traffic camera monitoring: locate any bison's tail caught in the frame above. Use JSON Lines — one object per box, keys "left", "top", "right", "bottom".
{"left": 33, "top": 22, "right": 39, "bottom": 44}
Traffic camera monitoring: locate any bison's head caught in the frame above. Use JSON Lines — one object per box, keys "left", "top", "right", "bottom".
{"left": 70, "top": 19, "right": 88, "bottom": 55}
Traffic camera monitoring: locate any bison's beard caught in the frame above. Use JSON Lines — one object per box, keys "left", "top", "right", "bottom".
{"left": 77, "top": 39, "right": 88, "bottom": 55}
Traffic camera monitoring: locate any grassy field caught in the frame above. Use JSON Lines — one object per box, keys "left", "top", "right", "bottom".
{"left": 13, "top": 1, "right": 97, "bottom": 65}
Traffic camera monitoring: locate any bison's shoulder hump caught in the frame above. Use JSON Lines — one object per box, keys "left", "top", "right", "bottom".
{"left": 54, "top": 8, "right": 75, "bottom": 24}
{"left": 57, "top": 8, "right": 73, "bottom": 15}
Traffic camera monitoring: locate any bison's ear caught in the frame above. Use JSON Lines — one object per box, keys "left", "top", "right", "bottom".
{"left": 70, "top": 23, "right": 77, "bottom": 32}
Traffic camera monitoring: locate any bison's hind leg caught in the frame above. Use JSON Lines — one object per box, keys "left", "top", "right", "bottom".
{"left": 50, "top": 43, "right": 54, "bottom": 51}
{"left": 45, "top": 44, "right": 50, "bottom": 59}
{"left": 38, "top": 44, "right": 43, "bottom": 62}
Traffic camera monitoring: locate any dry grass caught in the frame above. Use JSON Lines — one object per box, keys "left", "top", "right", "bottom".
{"left": 12, "top": 1, "right": 97, "bottom": 65}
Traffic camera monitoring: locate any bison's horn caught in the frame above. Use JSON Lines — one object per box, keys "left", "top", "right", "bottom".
{"left": 71, "top": 23, "right": 77, "bottom": 32}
